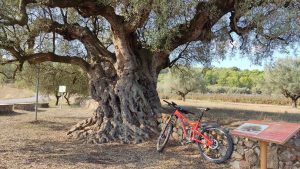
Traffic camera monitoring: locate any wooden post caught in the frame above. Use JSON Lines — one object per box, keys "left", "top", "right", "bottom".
{"left": 260, "top": 141, "right": 268, "bottom": 169}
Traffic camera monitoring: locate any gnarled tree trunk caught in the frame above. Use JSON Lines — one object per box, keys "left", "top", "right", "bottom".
{"left": 67, "top": 63, "right": 160, "bottom": 143}
{"left": 67, "top": 31, "right": 166, "bottom": 144}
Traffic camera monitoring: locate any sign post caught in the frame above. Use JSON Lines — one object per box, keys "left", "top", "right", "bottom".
{"left": 58, "top": 85, "right": 66, "bottom": 109}
{"left": 260, "top": 141, "right": 267, "bottom": 169}
{"left": 231, "top": 120, "right": 300, "bottom": 169}
{"left": 35, "top": 64, "right": 40, "bottom": 121}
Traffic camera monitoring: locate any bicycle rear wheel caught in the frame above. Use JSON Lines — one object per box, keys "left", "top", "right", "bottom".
{"left": 156, "top": 122, "right": 173, "bottom": 152}
{"left": 197, "top": 127, "right": 233, "bottom": 163}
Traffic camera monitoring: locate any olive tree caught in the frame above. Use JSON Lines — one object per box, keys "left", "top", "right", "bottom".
{"left": 159, "top": 67, "right": 206, "bottom": 101}
{"left": 264, "top": 57, "right": 300, "bottom": 108}
{"left": 0, "top": 0, "right": 299, "bottom": 143}
{"left": 16, "top": 62, "right": 89, "bottom": 106}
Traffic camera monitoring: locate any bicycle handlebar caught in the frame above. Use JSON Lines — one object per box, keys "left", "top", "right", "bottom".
{"left": 163, "top": 100, "right": 198, "bottom": 115}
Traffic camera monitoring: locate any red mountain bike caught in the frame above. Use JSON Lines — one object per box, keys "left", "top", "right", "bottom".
{"left": 157, "top": 100, "right": 233, "bottom": 164}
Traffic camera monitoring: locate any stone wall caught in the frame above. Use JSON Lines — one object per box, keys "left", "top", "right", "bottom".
{"left": 230, "top": 134, "right": 300, "bottom": 169}
{"left": 157, "top": 113, "right": 300, "bottom": 169}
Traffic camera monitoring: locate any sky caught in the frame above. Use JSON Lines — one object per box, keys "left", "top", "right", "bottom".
{"left": 212, "top": 56, "right": 265, "bottom": 70}
{"left": 212, "top": 46, "right": 300, "bottom": 70}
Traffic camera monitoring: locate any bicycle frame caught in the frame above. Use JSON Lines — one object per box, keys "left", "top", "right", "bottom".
{"left": 167, "top": 109, "right": 213, "bottom": 146}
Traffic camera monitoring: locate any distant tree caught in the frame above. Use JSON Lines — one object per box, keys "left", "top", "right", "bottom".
{"left": 203, "top": 68, "right": 218, "bottom": 85}
{"left": 16, "top": 63, "right": 89, "bottom": 105}
{"left": 202, "top": 67, "right": 264, "bottom": 92}
{"left": 264, "top": 57, "right": 300, "bottom": 108}
{"left": 227, "top": 70, "right": 241, "bottom": 87}
{"left": 160, "top": 67, "right": 206, "bottom": 101}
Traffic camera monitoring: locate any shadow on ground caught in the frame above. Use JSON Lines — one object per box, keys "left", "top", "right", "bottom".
{"left": 28, "top": 120, "right": 76, "bottom": 131}
{"left": 14, "top": 138, "right": 226, "bottom": 169}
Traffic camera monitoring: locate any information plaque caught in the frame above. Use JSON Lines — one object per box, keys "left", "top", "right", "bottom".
{"left": 231, "top": 120, "right": 300, "bottom": 144}
{"left": 231, "top": 120, "right": 300, "bottom": 169}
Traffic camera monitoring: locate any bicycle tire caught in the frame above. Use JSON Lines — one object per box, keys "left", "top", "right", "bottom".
{"left": 156, "top": 122, "right": 173, "bottom": 152}
{"left": 197, "top": 127, "right": 233, "bottom": 163}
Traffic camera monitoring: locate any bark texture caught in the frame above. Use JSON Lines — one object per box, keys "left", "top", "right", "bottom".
{"left": 67, "top": 32, "right": 162, "bottom": 143}
{"left": 68, "top": 65, "right": 160, "bottom": 143}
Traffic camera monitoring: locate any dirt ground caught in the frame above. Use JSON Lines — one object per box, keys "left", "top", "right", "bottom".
{"left": 0, "top": 106, "right": 228, "bottom": 169}
{"left": 1, "top": 100, "right": 300, "bottom": 169}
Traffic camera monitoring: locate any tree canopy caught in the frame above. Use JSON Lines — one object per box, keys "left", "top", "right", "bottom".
{"left": 0, "top": 0, "right": 299, "bottom": 70}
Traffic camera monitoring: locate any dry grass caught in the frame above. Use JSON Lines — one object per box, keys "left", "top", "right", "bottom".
{"left": 0, "top": 106, "right": 227, "bottom": 169}
{"left": 0, "top": 85, "right": 34, "bottom": 99}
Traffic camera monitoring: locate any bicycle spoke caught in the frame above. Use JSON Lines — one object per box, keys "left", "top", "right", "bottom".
{"left": 197, "top": 127, "right": 233, "bottom": 163}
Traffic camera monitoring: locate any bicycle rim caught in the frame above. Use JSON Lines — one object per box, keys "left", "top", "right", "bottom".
{"left": 197, "top": 127, "right": 233, "bottom": 163}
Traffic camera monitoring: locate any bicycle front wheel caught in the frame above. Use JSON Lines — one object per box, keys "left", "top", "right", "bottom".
{"left": 156, "top": 122, "right": 173, "bottom": 152}
{"left": 197, "top": 127, "right": 233, "bottom": 164}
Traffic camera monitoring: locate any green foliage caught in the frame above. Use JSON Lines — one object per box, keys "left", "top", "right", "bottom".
{"left": 16, "top": 62, "right": 89, "bottom": 97}
{"left": 158, "top": 66, "right": 206, "bottom": 100}
{"left": 203, "top": 68, "right": 264, "bottom": 90}
{"left": 263, "top": 57, "right": 300, "bottom": 107}
{"left": 0, "top": 59, "right": 18, "bottom": 84}
{"left": 159, "top": 66, "right": 264, "bottom": 96}
{"left": 207, "top": 86, "right": 251, "bottom": 94}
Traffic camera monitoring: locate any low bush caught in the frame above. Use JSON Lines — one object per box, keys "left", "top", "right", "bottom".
{"left": 207, "top": 86, "right": 251, "bottom": 94}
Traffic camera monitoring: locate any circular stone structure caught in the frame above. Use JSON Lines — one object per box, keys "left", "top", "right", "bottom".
{"left": 0, "top": 104, "right": 14, "bottom": 113}
{"left": 14, "top": 103, "right": 49, "bottom": 111}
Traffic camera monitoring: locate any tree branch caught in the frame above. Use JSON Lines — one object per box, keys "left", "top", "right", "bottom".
{"left": 125, "top": 3, "right": 153, "bottom": 33}
{"left": 25, "top": 52, "right": 90, "bottom": 71}
{"left": 168, "top": 1, "right": 234, "bottom": 50}
{"left": 155, "top": 0, "right": 234, "bottom": 71}
{"left": 169, "top": 42, "right": 191, "bottom": 68}
{"left": 0, "top": 40, "right": 23, "bottom": 60}
{"left": 25, "top": 0, "right": 125, "bottom": 32}
{"left": 30, "top": 18, "right": 116, "bottom": 63}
